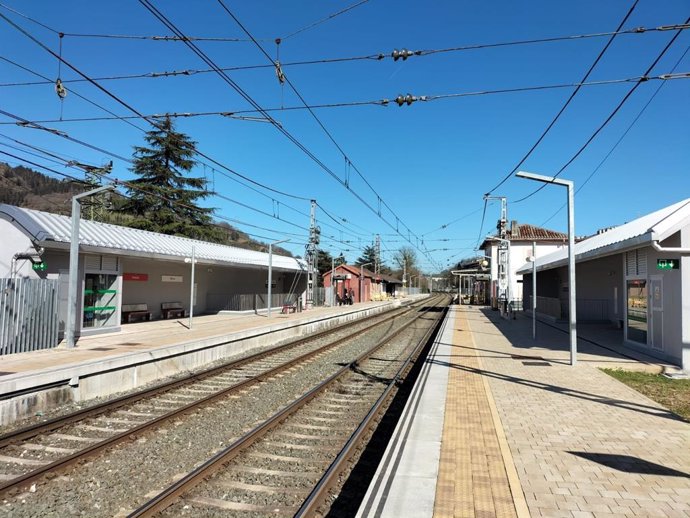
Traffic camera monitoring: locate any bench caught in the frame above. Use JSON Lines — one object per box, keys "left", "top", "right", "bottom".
{"left": 281, "top": 300, "right": 298, "bottom": 314}
{"left": 121, "top": 303, "right": 151, "bottom": 324}
{"left": 161, "top": 302, "right": 185, "bottom": 319}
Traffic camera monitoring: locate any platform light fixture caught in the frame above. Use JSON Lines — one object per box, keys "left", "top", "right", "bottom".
{"left": 65, "top": 184, "right": 115, "bottom": 349}
{"left": 516, "top": 170, "right": 577, "bottom": 366}
{"left": 267, "top": 239, "right": 290, "bottom": 318}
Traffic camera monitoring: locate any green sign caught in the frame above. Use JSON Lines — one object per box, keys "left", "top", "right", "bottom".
{"left": 32, "top": 261, "right": 46, "bottom": 271}
{"left": 657, "top": 259, "right": 679, "bottom": 270}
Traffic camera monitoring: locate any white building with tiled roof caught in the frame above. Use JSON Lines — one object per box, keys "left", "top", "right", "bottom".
{"left": 479, "top": 221, "right": 568, "bottom": 309}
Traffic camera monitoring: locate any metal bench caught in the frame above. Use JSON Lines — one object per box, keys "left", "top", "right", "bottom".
{"left": 161, "top": 302, "right": 185, "bottom": 319}
{"left": 121, "top": 303, "right": 151, "bottom": 324}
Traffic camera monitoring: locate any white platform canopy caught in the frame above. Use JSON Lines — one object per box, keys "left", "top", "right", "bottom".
{"left": 517, "top": 198, "right": 690, "bottom": 274}
{"left": 0, "top": 204, "right": 305, "bottom": 272}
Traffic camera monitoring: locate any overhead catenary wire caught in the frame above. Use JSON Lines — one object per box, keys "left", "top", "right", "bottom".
{"left": 1, "top": 0, "right": 686, "bottom": 86}
{"left": 0, "top": 147, "right": 316, "bottom": 249}
{"left": 6, "top": 73, "right": 689, "bottom": 127}
{"left": 514, "top": 15, "right": 690, "bottom": 204}
{"left": 139, "top": 0, "right": 442, "bottom": 270}
{"left": 219, "top": 0, "right": 439, "bottom": 268}
{"left": 2, "top": 5, "right": 419, "bottom": 264}
{"left": 484, "top": 0, "right": 640, "bottom": 197}
{"left": 539, "top": 43, "right": 690, "bottom": 227}
{"left": 0, "top": 9, "right": 317, "bottom": 210}
{"left": 0, "top": 0, "right": 370, "bottom": 43}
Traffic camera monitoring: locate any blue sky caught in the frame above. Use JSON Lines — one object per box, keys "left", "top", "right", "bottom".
{"left": 1, "top": 1, "right": 688, "bottom": 271}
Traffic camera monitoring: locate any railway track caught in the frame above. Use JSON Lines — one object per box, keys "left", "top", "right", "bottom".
{"left": 0, "top": 297, "right": 438, "bottom": 502}
{"left": 129, "top": 295, "right": 450, "bottom": 517}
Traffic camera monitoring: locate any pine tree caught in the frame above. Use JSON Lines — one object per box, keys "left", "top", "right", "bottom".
{"left": 354, "top": 245, "right": 377, "bottom": 267}
{"left": 124, "top": 117, "right": 224, "bottom": 242}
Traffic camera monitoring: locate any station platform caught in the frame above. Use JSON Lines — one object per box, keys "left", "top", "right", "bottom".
{"left": 358, "top": 305, "right": 690, "bottom": 518}
{"left": 0, "top": 300, "right": 400, "bottom": 425}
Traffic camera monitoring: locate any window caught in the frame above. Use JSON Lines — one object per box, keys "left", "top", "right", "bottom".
{"left": 626, "top": 279, "right": 647, "bottom": 344}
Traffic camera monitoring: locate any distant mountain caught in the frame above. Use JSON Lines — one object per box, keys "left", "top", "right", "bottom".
{"left": 0, "top": 162, "right": 83, "bottom": 214}
{"left": 0, "top": 163, "right": 293, "bottom": 257}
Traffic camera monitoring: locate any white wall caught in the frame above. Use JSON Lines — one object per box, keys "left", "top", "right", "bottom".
{"left": 485, "top": 241, "right": 564, "bottom": 302}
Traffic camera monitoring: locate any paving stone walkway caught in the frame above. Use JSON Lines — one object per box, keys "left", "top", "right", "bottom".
{"left": 463, "top": 305, "right": 690, "bottom": 518}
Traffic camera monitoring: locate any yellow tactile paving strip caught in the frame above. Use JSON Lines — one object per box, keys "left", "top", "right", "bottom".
{"left": 434, "top": 307, "right": 524, "bottom": 518}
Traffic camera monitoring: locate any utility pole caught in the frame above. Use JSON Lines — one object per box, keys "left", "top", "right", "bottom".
{"left": 402, "top": 260, "right": 407, "bottom": 296}
{"left": 305, "top": 200, "right": 319, "bottom": 310}
{"left": 484, "top": 195, "right": 509, "bottom": 308}
{"left": 68, "top": 161, "right": 113, "bottom": 221}
{"left": 374, "top": 234, "right": 381, "bottom": 275}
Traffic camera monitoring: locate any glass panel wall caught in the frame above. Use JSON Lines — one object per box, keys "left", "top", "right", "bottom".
{"left": 626, "top": 279, "right": 647, "bottom": 344}
{"left": 83, "top": 273, "right": 118, "bottom": 329}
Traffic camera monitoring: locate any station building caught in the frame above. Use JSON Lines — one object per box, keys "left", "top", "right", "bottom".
{"left": 517, "top": 198, "right": 690, "bottom": 371}
{"left": 479, "top": 221, "right": 568, "bottom": 308}
{"left": 0, "top": 204, "right": 306, "bottom": 342}
{"left": 322, "top": 265, "right": 403, "bottom": 303}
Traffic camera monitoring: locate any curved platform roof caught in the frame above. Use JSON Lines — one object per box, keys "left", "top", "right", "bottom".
{"left": 517, "top": 198, "right": 690, "bottom": 274}
{"left": 0, "top": 204, "right": 305, "bottom": 272}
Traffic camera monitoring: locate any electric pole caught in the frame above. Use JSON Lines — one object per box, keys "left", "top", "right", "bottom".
{"left": 484, "top": 195, "right": 509, "bottom": 306}
{"left": 305, "top": 200, "right": 319, "bottom": 310}
{"left": 374, "top": 234, "right": 381, "bottom": 275}
{"left": 68, "top": 160, "right": 113, "bottom": 221}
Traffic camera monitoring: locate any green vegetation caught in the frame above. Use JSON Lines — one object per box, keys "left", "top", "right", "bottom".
{"left": 601, "top": 369, "right": 690, "bottom": 422}
{"left": 124, "top": 116, "right": 225, "bottom": 243}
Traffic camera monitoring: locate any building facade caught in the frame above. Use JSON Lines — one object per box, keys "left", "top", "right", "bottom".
{"left": 517, "top": 199, "right": 690, "bottom": 371}
{"left": 0, "top": 204, "right": 306, "bottom": 342}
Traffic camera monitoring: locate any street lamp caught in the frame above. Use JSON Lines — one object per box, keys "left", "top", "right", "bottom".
{"left": 517, "top": 170, "right": 577, "bottom": 366}
{"left": 65, "top": 184, "right": 115, "bottom": 348}
{"left": 360, "top": 262, "right": 372, "bottom": 302}
{"left": 184, "top": 246, "right": 196, "bottom": 329}
{"left": 267, "top": 238, "right": 290, "bottom": 318}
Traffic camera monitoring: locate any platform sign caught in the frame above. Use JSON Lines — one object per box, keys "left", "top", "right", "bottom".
{"left": 162, "top": 275, "right": 183, "bottom": 282}
{"left": 124, "top": 273, "right": 148, "bottom": 281}
{"left": 657, "top": 259, "right": 679, "bottom": 270}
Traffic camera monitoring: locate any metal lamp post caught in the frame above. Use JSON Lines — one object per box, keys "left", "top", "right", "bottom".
{"left": 65, "top": 184, "right": 115, "bottom": 348}
{"left": 360, "top": 262, "right": 372, "bottom": 302}
{"left": 517, "top": 170, "right": 577, "bottom": 366}
{"left": 267, "top": 238, "right": 290, "bottom": 318}
{"left": 184, "top": 246, "right": 196, "bottom": 329}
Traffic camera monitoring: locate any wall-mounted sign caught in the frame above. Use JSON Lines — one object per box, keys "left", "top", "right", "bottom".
{"left": 162, "top": 275, "right": 183, "bottom": 283}
{"left": 657, "top": 259, "right": 679, "bottom": 270}
{"left": 124, "top": 273, "right": 148, "bottom": 281}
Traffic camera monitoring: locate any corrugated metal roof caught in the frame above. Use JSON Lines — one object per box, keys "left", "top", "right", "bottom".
{"left": 516, "top": 198, "right": 690, "bottom": 274}
{"left": 0, "top": 204, "right": 305, "bottom": 271}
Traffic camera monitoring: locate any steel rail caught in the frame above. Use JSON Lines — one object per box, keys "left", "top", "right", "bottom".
{"left": 0, "top": 303, "right": 409, "bottom": 448}
{"left": 295, "top": 301, "right": 449, "bottom": 516}
{"left": 0, "top": 300, "right": 425, "bottom": 496}
{"left": 127, "top": 295, "right": 447, "bottom": 517}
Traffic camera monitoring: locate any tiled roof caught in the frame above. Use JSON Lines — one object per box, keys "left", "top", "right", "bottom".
{"left": 516, "top": 198, "right": 690, "bottom": 274}
{"left": 510, "top": 223, "right": 567, "bottom": 241}
{"left": 0, "top": 204, "right": 305, "bottom": 271}
{"left": 323, "top": 265, "right": 403, "bottom": 284}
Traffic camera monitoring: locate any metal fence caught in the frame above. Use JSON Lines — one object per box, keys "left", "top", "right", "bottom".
{"left": 1, "top": 278, "right": 60, "bottom": 355}
{"left": 209, "top": 292, "right": 312, "bottom": 312}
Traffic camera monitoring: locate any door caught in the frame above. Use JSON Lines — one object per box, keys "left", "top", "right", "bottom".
{"left": 650, "top": 276, "right": 663, "bottom": 350}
